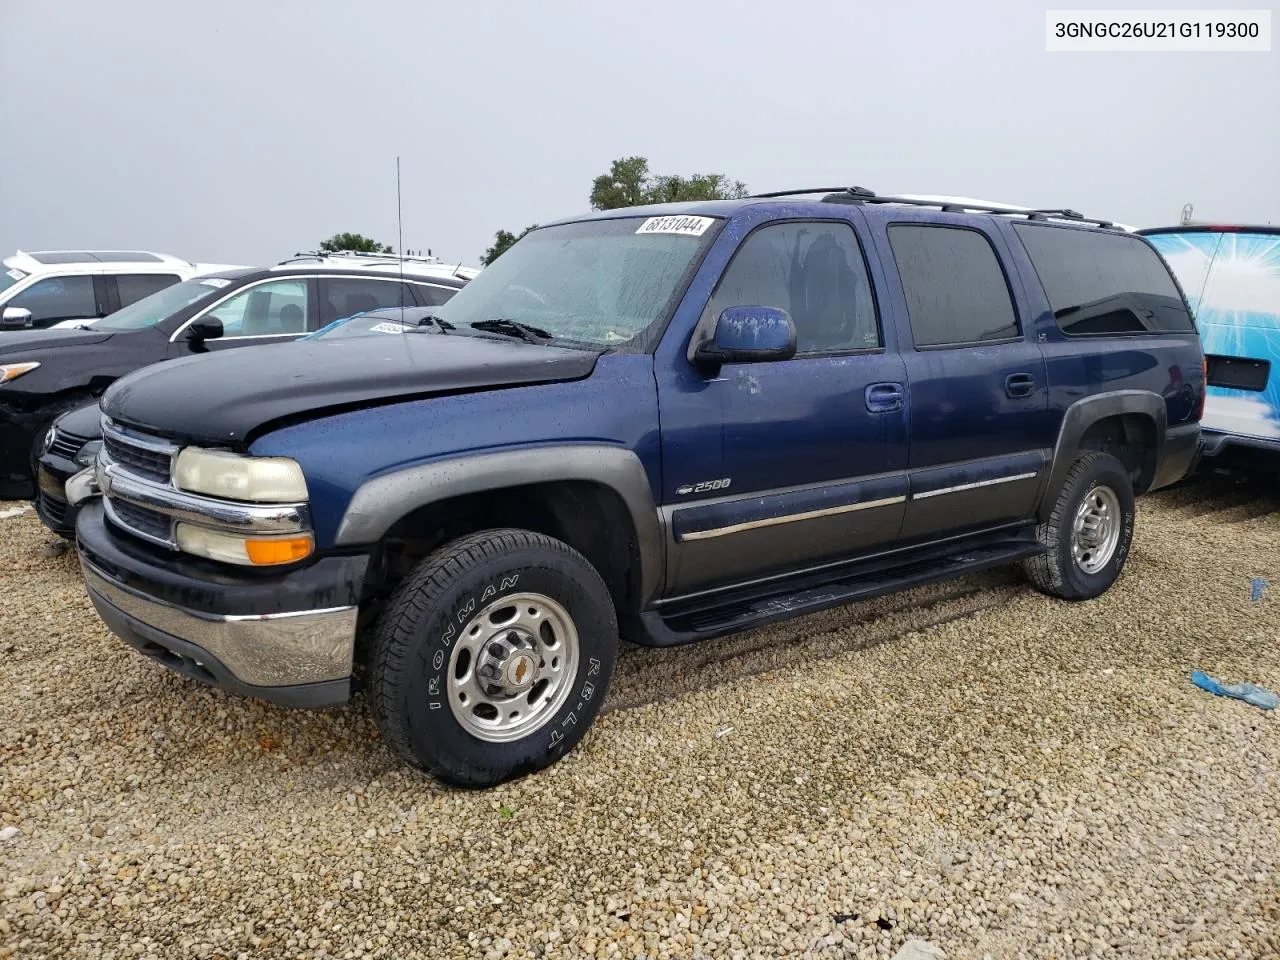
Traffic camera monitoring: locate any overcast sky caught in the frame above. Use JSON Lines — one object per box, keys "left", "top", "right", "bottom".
{"left": 1, "top": 1, "right": 1276, "bottom": 269}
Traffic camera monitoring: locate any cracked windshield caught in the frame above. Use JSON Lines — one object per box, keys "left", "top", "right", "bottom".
{"left": 434, "top": 216, "right": 717, "bottom": 346}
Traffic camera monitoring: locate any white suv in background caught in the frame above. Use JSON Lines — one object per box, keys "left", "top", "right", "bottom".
{"left": 0, "top": 250, "right": 242, "bottom": 331}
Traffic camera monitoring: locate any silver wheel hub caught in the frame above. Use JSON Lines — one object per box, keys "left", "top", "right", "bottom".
{"left": 1071, "top": 484, "right": 1122, "bottom": 575}
{"left": 446, "top": 592, "right": 579, "bottom": 743}
{"left": 478, "top": 634, "right": 539, "bottom": 694}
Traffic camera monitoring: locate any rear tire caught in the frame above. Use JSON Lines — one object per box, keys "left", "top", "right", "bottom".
{"left": 1024, "top": 452, "right": 1134, "bottom": 601}
{"left": 370, "top": 528, "right": 618, "bottom": 788}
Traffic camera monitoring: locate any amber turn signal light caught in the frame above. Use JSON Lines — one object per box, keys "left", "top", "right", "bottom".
{"left": 245, "top": 535, "right": 314, "bottom": 566}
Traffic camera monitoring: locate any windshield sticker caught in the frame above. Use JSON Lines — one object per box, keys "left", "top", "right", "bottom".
{"left": 369, "top": 322, "right": 406, "bottom": 334}
{"left": 6, "top": 268, "right": 26, "bottom": 281}
{"left": 635, "top": 215, "right": 715, "bottom": 238}
{"left": 199, "top": 278, "right": 231, "bottom": 288}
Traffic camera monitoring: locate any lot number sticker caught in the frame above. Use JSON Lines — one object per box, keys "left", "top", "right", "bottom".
{"left": 635, "top": 215, "right": 715, "bottom": 237}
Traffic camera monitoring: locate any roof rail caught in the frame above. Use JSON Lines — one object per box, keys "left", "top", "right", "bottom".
{"left": 747, "top": 187, "right": 1120, "bottom": 229}
{"left": 278, "top": 249, "right": 445, "bottom": 266}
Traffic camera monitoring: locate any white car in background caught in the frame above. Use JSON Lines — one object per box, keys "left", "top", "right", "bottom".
{"left": 0, "top": 250, "right": 244, "bottom": 331}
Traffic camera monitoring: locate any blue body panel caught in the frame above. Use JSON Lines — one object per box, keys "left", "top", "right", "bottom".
{"left": 999, "top": 223, "right": 1204, "bottom": 432}
{"left": 250, "top": 354, "right": 661, "bottom": 548}
{"left": 246, "top": 196, "right": 1204, "bottom": 603}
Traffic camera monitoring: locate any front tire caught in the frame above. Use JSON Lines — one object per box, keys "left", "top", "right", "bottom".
{"left": 370, "top": 528, "right": 618, "bottom": 788}
{"left": 1024, "top": 452, "right": 1135, "bottom": 600}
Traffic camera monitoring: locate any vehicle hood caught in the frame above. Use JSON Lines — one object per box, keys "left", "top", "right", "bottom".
{"left": 101, "top": 333, "right": 602, "bottom": 444}
{"left": 54, "top": 398, "right": 105, "bottom": 439}
{"left": 0, "top": 328, "right": 114, "bottom": 356}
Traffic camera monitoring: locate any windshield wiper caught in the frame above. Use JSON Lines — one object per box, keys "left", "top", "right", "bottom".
{"left": 406, "top": 314, "right": 455, "bottom": 333}
{"left": 469, "top": 318, "right": 553, "bottom": 343}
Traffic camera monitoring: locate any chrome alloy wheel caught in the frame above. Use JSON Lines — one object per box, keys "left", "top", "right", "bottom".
{"left": 446, "top": 592, "right": 580, "bottom": 742}
{"left": 1071, "top": 484, "right": 1121, "bottom": 575}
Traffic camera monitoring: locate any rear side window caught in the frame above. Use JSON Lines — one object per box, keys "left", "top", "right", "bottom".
{"left": 115, "top": 273, "right": 180, "bottom": 308}
{"left": 888, "top": 224, "right": 1019, "bottom": 347}
{"left": 321, "top": 277, "right": 418, "bottom": 324}
{"left": 1013, "top": 224, "right": 1194, "bottom": 335}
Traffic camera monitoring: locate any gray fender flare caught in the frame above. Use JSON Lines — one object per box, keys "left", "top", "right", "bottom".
{"left": 1037, "top": 390, "right": 1166, "bottom": 520}
{"left": 334, "top": 444, "right": 664, "bottom": 606}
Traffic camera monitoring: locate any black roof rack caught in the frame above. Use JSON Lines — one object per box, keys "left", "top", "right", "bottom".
{"left": 747, "top": 187, "right": 1119, "bottom": 229}
{"left": 278, "top": 250, "right": 445, "bottom": 266}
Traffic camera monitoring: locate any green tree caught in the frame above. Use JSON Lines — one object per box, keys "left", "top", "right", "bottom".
{"left": 589, "top": 156, "right": 749, "bottom": 210}
{"left": 480, "top": 224, "right": 537, "bottom": 266}
{"left": 588, "top": 156, "right": 653, "bottom": 211}
{"left": 482, "top": 157, "right": 749, "bottom": 265}
{"left": 318, "top": 232, "right": 394, "bottom": 254}
{"left": 644, "top": 172, "right": 749, "bottom": 205}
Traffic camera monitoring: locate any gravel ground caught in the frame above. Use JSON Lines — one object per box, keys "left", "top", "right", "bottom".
{"left": 2, "top": 477, "right": 1278, "bottom": 960}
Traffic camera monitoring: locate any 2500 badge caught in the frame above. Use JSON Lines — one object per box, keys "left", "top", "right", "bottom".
{"left": 676, "top": 477, "right": 731, "bottom": 496}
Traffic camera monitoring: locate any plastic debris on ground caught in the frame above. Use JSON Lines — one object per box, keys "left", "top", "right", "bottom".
{"left": 892, "top": 939, "right": 947, "bottom": 960}
{"left": 1191, "top": 670, "right": 1279, "bottom": 711}
{"left": 0, "top": 505, "right": 31, "bottom": 520}
{"left": 1251, "top": 577, "right": 1268, "bottom": 602}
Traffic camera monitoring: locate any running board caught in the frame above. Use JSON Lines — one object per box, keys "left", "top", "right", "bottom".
{"left": 629, "top": 536, "right": 1042, "bottom": 647}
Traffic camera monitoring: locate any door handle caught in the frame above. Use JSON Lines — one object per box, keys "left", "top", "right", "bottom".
{"left": 1005, "top": 373, "right": 1036, "bottom": 399}
{"left": 865, "top": 382, "right": 904, "bottom": 413}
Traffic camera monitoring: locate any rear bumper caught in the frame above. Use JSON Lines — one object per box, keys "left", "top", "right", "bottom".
{"left": 1197, "top": 428, "right": 1280, "bottom": 471}
{"left": 76, "top": 501, "right": 367, "bottom": 708}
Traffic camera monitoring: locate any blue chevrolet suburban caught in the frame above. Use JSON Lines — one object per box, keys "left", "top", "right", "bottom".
{"left": 68, "top": 189, "right": 1205, "bottom": 787}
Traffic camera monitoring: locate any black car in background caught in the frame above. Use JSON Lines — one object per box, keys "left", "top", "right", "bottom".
{"left": 33, "top": 400, "right": 99, "bottom": 537}
{"left": 33, "top": 305, "right": 461, "bottom": 537}
{"left": 1, "top": 253, "right": 473, "bottom": 500}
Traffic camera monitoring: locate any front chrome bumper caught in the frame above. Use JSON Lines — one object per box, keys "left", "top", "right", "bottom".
{"left": 82, "top": 557, "right": 357, "bottom": 691}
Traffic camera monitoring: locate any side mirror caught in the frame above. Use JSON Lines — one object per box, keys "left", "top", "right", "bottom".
{"left": 1, "top": 307, "right": 33, "bottom": 330}
{"left": 694, "top": 306, "right": 797, "bottom": 369}
{"left": 186, "top": 316, "right": 224, "bottom": 343}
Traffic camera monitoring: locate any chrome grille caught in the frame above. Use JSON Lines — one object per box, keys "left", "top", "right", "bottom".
{"left": 100, "top": 418, "right": 181, "bottom": 547}
{"left": 106, "top": 498, "right": 173, "bottom": 545}
{"left": 96, "top": 416, "right": 311, "bottom": 555}
{"left": 103, "top": 434, "right": 172, "bottom": 483}
{"left": 48, "top": 429, "right": 89, "bottom": 461}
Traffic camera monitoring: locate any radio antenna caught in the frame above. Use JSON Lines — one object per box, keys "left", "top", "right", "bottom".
{"left": 396, "top": 156, "right": 405, "bottom": 310}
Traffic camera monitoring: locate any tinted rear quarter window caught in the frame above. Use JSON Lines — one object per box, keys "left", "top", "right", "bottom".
{"left": 411, "top": 282, "right": 459, "bottom": 307}
{"left": 888, "top": 224, "right": 1019, "bottom": 347}
{"left": 1013, "top": 224, "right": 1194, "bottom": 335}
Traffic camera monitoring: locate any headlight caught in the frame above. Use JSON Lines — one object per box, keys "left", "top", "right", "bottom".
{"left": 74, "top": 439, "right": 102, "bottom": 467}
{"left": 0, "top": 361, "right": 40, "bottom": 384}
{"left": 175, "top": 523, "right": 314, "bottom": 566}
{"left": 173, "top": 447, "right": 308, "bottom": 503}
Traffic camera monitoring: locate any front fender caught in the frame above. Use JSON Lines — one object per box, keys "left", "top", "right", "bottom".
{"left": 333, "top": 443, "right": 664, "bottom": 606}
